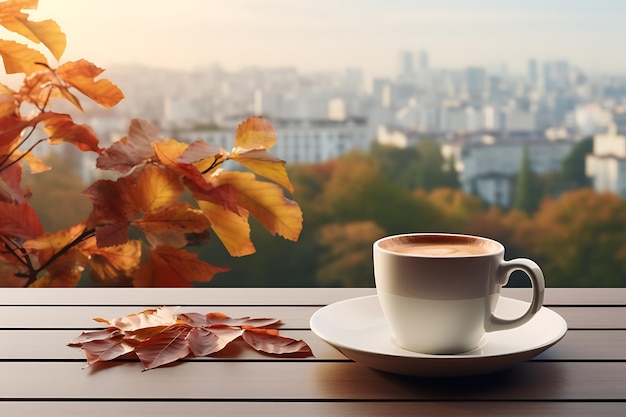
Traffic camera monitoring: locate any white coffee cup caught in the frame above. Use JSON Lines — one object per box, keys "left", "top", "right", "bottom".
{"left": 373, "top": 233, "right": 545, "bottom": 354}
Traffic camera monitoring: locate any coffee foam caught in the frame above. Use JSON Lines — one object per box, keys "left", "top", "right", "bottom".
{"left": 378, "top": 234, "right": 501, "bottom": 257}
{"left": 392, "top": 243, "right": 491, "bottom": 257}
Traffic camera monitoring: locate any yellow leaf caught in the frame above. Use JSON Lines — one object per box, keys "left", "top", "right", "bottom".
{"left": 135, "top": 165, "right": 184, "bottom": 213}
{"left": 198, "top": 200, "right": 255, "bottom": 257}
{"left": 212, "top": 171, "right": 302, "bottom": 241}
{"left": 55, "top": 59, "right": 124, "bottom": 108}
{"left": 230, "top": 149, "right": 293, "bottom": 193}
{"left": 234, "top": 116, "right": 277, "bottom": 150}
{"left": 15, "top": 17, "right": 66, "bottom": 60}
{"left": 0, "top": 39, "right": 47, "bottom": 75}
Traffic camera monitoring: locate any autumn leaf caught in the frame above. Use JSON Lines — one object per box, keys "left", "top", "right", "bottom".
{"left": 234, "top": 116, "right": 277, "bottom": 150}
{"left": 0, "top": 0, "right": 66, "bottom": 60}
{"left": 134, "top": 165, "right": 184, "bottom": 213}
{"left": 230, "top": 148, "right": 294, "bottom": 193}
{"left": 132, "top": 245, "right": 229, "bottom": 287}
{"left": 133, "top": 201, "right": 211, "bottom": 249}
{"left": 186, "top": 326, "right": 243, "bottom": 357}
{"left": 243, "top": 328, "right": 313, "bottom": 356}
{"left": 0, "top": 162, "right": 24, "bottom": 202}
{"left": 0, "top": 200, "right": 43, "bottom": 239}
{"left": 210, "top": 171, "right": 302, "bottom": 242}
{"left": 44, "top": 113, "right": 102, "bottom": 153}
{"left": 95, "top": 307, "right": 180, "bottom": 331}
{"left": 82, "top": 177, "right": 139, "bottom": 247}
{"left": 81, "top": 239, "right": 142, "bottom": 286}
{"left": 55, "top": 60, "right": 124, "bottom": 108}
{"left": 134, "top": 325, "right": 192, "bottom": 370}
{"left": 0, "top": 39, "right": 47, "bottom": 75}
{"left": 69, "top": 308, "right": 313, "bottom": 370}
{"left": 177, "top": 140, "right": 228, "bottom": 176}
{"left": 96, "top": 118, "right": 160, "bottom": 173}
{"left": 197, "top": 199, "right": 254, "bottom": 257}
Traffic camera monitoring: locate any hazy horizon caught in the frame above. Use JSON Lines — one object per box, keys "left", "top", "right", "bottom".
{"left": 9, "top": 0, "right": 626, "bottom": 77}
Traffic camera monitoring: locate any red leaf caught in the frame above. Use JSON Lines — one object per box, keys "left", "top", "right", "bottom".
{"left": 69, "top": 308, "right": 313, "bottom": 370}
{"left": 242, "top": 329, "right": 313, "bottom": 356}
{"left": 44, "top": 113, "right": 101, "bottom": 153}
{"left": 0, "top": 200, "right": 43, "bottom": 239}
{"left": 134, "top": 325, "right": 191, "bottom": 370}
{"left": 186, "top": 326, "right": 244, "bottom": 357}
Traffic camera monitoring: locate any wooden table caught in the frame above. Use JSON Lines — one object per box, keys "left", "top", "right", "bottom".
{"left": 1, "top": 287, "right": 625, "bottom": 416}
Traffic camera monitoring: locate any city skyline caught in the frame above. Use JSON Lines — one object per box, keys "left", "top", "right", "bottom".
{"left": 13, "top": 0, "right": 626, "bottom": 77}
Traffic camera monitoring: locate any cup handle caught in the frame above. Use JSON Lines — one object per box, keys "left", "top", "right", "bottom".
{"left": 484, "top": 258, "right": 545, "bottom": 332}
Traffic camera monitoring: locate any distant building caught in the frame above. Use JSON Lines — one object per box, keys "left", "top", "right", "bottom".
{"left": 586, "top": 124, "right": 626, "bottom": 197}
{"left": 176, "top": 118, "right": 370, "bottom": 165}
{"left": 461, "top": 139, "right": 573, "bottom": 207}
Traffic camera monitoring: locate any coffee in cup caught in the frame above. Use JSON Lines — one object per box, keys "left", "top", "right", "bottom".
{"left": 373, "top": 233, "right": 545, "bottom": 354}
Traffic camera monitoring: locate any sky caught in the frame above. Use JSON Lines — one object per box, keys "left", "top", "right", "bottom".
{"left": 14, "top": 0, "right": 626, "bottom": 77}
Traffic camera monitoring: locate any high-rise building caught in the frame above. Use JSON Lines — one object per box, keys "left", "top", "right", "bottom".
{"left": 528, "top": 58, "right": 538, "bottom": 85}
{"left": 418, "top": 50, "right": 429, "bottom": 72}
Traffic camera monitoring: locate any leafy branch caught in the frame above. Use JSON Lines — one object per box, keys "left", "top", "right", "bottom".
{"left": 0, "top": 0, "right": 302, "bottom": 287}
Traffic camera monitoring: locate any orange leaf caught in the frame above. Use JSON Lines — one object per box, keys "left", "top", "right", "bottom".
{"left": 230, "top": 148, "right": 294, "bottom": 193}
{"left": 0, "top": 200, "right": 43, "bottom": 239}
{"left": 134, "top": 165, "right": 183, "bottom": 213}
{"left": 132, "top": 246, "right": 229, "bottom": 287}
{"left": 0, "top": 39, "right": 47, "bottom": 75}
{"left": 83, "top": 240, "right": 142, "bottom": 286}
{"left": 234, "top": 116, "right": 277, "bottom": 150}
{"left": 55, "top": 59, "right": 124, "bottom": 108}
{"left": 44, "top": 113, "right": 102, "bottom": 153}
{"left": 212, "top": 171, "right": 302, "bottom": 241}
{"left": 197, "top": 199, "right": 254, "bottom": 257}
{"left": 133, "top": 201, "right": 210, "bottom": 249}
{"left": 96, "top": 118, "right": 159, "bottom": 173}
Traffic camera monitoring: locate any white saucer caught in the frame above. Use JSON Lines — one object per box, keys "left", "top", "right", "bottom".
{"left": 310, "top": 295, "right": 567, "bottom": 377}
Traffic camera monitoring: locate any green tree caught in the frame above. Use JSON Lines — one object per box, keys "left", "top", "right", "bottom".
{"left": 560, "top": 136, "right": 593, "bottom": 189}
{"left": 512, "top": 146, "right": 541, "bottom": 213}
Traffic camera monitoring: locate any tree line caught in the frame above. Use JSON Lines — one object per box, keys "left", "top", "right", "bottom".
{"left": 26, "top": 138, "right": 626, "bottom": 288}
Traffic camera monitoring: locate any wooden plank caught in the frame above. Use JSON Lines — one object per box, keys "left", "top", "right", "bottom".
{"left": 0, "top": 288, "right": 624, "bottom": 307}
{"left": 0, "top": 329, "right": 623, "bottom": 362}
{"left": 0, "top": 288, "right": 376, "bottom": 306}
{"left": 2, "top": 362, "right": 626, "bottom": 401}
{"left": 1, "top": 401, "right": 624, "bottom": 417}
{"left": 2, "top": 305, "right": 624, "bottom": 330}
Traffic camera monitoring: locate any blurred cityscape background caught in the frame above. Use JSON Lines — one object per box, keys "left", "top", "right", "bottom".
{"left": 10, "top": 1, "right": 626, "bottom": 287}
